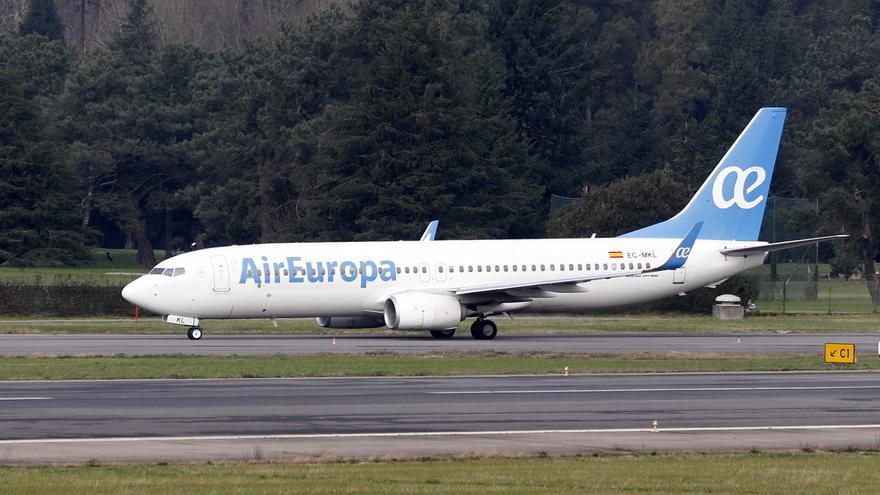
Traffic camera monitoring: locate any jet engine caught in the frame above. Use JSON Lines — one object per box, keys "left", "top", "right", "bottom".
{"left": 383, "top": 293, "right": 464, "bottom": 330}
{"left": 316, "top": 316, "right": 386, "bottom": 329}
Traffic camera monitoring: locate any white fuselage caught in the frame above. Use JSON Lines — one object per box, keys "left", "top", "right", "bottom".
{"left": 123, "top": 237, "right": 766, "bottom": 321}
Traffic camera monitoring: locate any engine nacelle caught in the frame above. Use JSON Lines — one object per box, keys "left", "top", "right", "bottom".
{"left": 316, "top": 316, "right": 386, "bottom": 329}
{"left": 383, "top": 293, "right": 464, "bottom": 330}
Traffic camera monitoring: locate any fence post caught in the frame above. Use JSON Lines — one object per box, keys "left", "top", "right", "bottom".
{"left": 782, "top": 280, "right": 787, "bottom": 314}
{"left": 827, "top": 279, "right": 832, "bottom": 315}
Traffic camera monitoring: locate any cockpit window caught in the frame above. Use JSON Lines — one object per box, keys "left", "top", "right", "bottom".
{"left": 173, "top": 268, "right": 186, "bottom": 277}
{"left": 149, "top": 267, "right": 165, "bottom": 275}
{"left": 163, "top": 268, "right": 173, "bottom": 276}
{"left": 151, "top": 266, "right": 186, "bottom": 276}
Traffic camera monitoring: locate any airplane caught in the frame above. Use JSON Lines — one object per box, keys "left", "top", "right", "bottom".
{"left": 122, "top": 107, "right": 846, "bottom": 341}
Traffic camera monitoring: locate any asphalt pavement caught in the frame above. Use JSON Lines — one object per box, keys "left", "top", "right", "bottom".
{"left": 1, "top": 371, "right": 878, "bottom": 463}
{"left": 1, "top": 332, "right": 879, "bottom": 355}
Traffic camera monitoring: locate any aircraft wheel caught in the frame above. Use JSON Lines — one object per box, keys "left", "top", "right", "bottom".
{"left": 187, "top": 327, "right": 203, "bottom": 340}
{"left": 429, "top": 329, "right": 456, "bottom": 339}
{"left": 470, "top": 319, "right": 497, "bottom": 340}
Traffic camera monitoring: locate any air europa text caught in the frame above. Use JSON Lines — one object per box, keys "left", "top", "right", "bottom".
{"left": 239, "top": 257, "right": 397, "bottom": 288}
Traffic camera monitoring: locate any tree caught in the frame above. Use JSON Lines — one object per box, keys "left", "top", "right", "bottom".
{"left": 18, "top": 0, "right": 64, "bottom": 41}
{"left": 791, "top": 16, "right": 880, "bottom": 302}
{"left": 0, "top": 38, "right": 89, "bottom": 266}
{"left": 190, "top": 6, "right": 356, "bottom": 244}
{"left": 803, "top": 79, "right": 880, "bottom": 302}
{"left": 548, "top": 170, "right": 689, "bottom": 238}
{"left": 296, "top": 0, "right": 542, "bottom": 241}
{"left": 57, "top": 0, "right": 200, "bottom": 268}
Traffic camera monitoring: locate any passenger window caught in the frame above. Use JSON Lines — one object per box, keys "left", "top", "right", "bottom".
{"left": 629, "top": 263, "right": 634, "bottom": 270}
{"left": 422, "top": 266, "right": 427, "bottom": 273}
{"left": 486, "top": 265, "right": 491, "bottom": 272}
{"left": 612, "top": 263, "right": 617, "bottom": 270}
{"left": 569, "top": 264, "right": 574, "bottom": 271}
{"left": 540, "top": 265, "right": 545, "bottom": 271}
{"left": 397, "top": 267, "right": 402, "bottom": 274}
{"left": 512, "top": 265, "right": 517, "bottom": 272}
{"left": 532, "top": 265, "right": 537, "bottom": 271}
{"left": 468, "top": 266, "right": 473, "bottom": 272}
{"left": 522, "top": 265, "right": 527, "bottom": 272}
{"left": 438, "top": 266, "right": 444, "bottom": 273}
{"left": 477, "top": 266, "right": 483, "bottom": 272}
{"left": 603, "top": 264, "right": 608, "bottom": 270}
{"left": 577, "top": 264, "right": 582, "bottom": 270}
{"left": 550, "top": 264, "right": 555, "bottom": 271}
{"left": 646, "top": 263, "right": 651, "bottom": 269}
{"left": 637, "top": 263, "right": 642, "bottom": 269}
{"left": 585, "top": 264, "right": 590, "bottom": 271}
{"left": 405, "top": 267, "right": 410, "bottom": 274}
{"left": 495, "top": 265, "right": 500, "bottom": 272}
{"left": 558, "top": 264, "right": 564, "bottom": 271}
{"left": 283, "top": 269, "right": 289, "bottom": 276}
{"left": 459, "top": 266, "right": 464, "bottom": 272}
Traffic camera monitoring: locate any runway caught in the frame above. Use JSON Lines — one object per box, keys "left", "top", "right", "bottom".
{"left": 1, "top": 332, "right": 879, "bottom": 355}
{"left": 1, "top": 372, "right": 879, "bottom": 463}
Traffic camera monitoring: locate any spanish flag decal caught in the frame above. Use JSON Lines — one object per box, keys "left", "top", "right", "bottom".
{"left": 608, "top": 251, "right": 623, "bottom": 259}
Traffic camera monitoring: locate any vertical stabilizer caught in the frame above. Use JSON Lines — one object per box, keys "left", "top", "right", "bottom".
{"left": 622, "top": 107, "right": 787, "bottom": 241}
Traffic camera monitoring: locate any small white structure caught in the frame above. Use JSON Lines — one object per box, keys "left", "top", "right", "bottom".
{"left": 713, "top": 294, "right": 744, "bottom": 320}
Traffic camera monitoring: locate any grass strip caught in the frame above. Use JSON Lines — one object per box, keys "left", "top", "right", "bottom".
{"left": 0, "top": 352, "right": 877, "bottom": 380}
{"left": 3, "top": 313, "right": 880, "bottom": 335}
{"left": 2, "top": 452, "right": 880, "bottom": 494}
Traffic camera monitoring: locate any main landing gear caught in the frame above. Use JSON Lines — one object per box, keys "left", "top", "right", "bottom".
{"left": 186, "top": 327, "right": 203, "bottom": 340}
{"left": 470, "top": 318, "right": 497, "bottom": 340}
{"left": 427, "top": 319, "right": 498, "bottom": 340}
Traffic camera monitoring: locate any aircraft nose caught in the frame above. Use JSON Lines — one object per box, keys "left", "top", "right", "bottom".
{"left": 121, "top": 278, "right": 147, "bottom": 307}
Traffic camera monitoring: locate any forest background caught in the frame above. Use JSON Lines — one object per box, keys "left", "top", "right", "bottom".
{"left": 2, "top": 0, "right": 879, "bottom": 296}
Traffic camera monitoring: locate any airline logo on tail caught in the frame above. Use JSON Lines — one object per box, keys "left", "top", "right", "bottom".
{"left": 712, "top": 166, "right": 767, "bottom": 209}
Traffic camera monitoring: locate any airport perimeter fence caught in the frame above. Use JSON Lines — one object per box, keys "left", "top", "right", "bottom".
{"left": 754, "top": 264, "right": 878, "bottom": 314}
{"left": 0, "top": 282, "right": 133, "bottom": 316}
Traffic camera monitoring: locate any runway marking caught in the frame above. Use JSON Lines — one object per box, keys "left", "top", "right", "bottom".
{"left": 428, "top": 385, "right": 880, "bottom": 395}
{"left": 2, "top": 424, "right": 880, "bottom": 445}
{"left": 0, "top": 397, "right": 52, "bottom": 401}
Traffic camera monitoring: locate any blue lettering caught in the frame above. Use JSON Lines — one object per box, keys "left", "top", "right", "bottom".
{"left": 340, "top": 261, "right": 357, "bottom": 282}
{"left": 306, "top": 261, "right": 325, "bottom": 283}
{"left": 240, "top": 258, "right": 260, "bottom": 284}
{"left": 380, "top": 260, "right": 396, "bottom": 281}
{"left": 240, "top": 256, "right": 398, "bottom": 287}
{"left": 326, "top": 261, "right": 338, "bottom": 282}
{"left": 360, "top": 260, "right": 377, "bottom": 288}
{"left": 286, "top": 257, "right": 304, "bottom": 283}
{"left": 261, "top": 257, "right": 270, "bottom": 284}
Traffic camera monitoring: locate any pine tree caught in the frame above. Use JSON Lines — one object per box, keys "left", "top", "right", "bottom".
{"left": 18, "top": 0, "right": 64, "bottom": 41}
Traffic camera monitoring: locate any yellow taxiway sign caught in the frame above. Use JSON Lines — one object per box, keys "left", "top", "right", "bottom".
{"left": 824, "top": 343, "right": 856, "bottom": 364}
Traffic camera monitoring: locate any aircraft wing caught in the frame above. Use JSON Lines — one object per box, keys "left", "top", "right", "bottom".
{"left": 455, "top": 223, "right": 702, "bottom": 296}
{"left": 720, "top": 235, "right": 848, "bottom": 256}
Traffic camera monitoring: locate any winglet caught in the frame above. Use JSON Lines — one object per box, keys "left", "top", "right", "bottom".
{"left": 420, "top": 220, "right": 439, "bottom": 241}
{"left": 649, "top": 222, "right": 703, "bottom": 272}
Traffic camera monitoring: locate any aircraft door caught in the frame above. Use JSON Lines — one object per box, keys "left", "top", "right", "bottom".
{"left": 436, "top": 262, "right": 447, "bottom": 282}
{"left": 673, "top": 268, "right": 686, "bottom": 284}
{"left": 419, "top": 262, "right": 430, "bottom": 283}
{"left": 211, "top": 255, "right": 231, "bottom": 292}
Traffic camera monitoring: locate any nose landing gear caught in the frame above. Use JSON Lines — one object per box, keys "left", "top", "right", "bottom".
{"left": 186, "top": 327, "right": 202, "bottom": 340}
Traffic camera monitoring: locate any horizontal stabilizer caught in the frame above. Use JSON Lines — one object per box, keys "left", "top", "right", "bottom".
{"left": 720, "top": 235, "right": 848, "bottom": 256}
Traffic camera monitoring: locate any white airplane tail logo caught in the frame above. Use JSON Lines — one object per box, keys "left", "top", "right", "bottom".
{"left": 711, "top": 166, "right": 766, "bottom": 209}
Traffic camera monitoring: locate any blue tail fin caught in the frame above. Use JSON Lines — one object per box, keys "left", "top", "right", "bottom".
{"left": 622, "top": 107, "right": 787, "bottom": 241}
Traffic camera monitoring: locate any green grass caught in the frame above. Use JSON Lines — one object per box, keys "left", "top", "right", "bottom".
{"left": 2, "top": 313, "right": 880, "bottom": 335}
{"left": 0, "top": 248, "right": 165, "bottom": 285}
{"left": 3, "top": 452, "right": 879, "bottom": 494}
{"left": 0, "top": 352, "right": 875, "bottom": 380}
